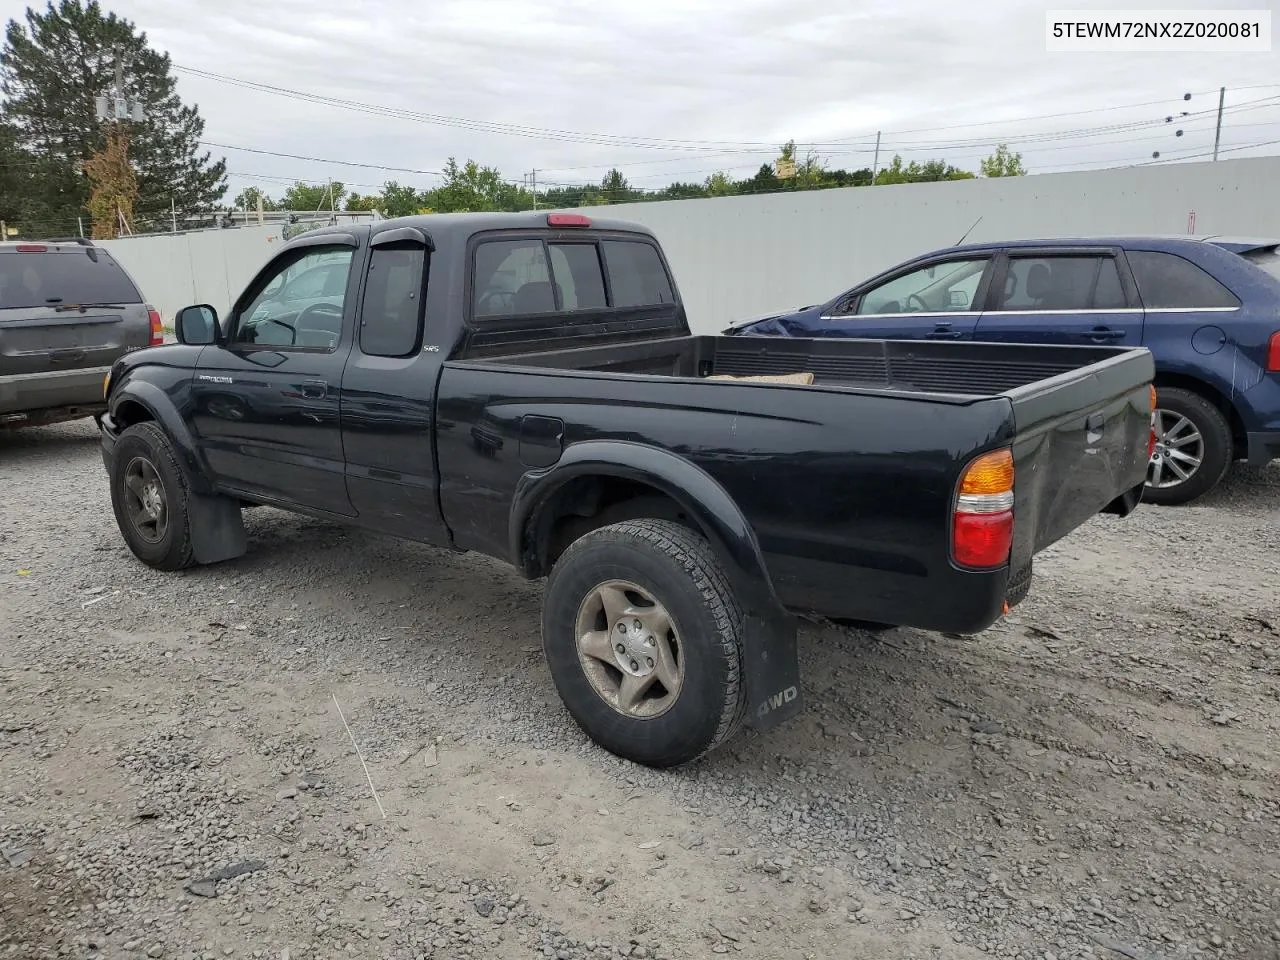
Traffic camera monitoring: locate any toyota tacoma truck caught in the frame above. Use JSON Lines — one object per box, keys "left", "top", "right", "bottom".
{"left": 99, "top": 211, "right": 1155, "bottom": 768}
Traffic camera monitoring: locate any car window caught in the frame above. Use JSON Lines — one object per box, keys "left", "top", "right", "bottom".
{"left": 1126, "top": 251, "right": 1240, "bottom": 309}
{"left": 601, "top": 240, "right": 675, "bottom": 307}
{"left": 855, "top": 258, "right": 988, "bottom": 315}
{"left": 0, "top": 249, "right": 142, "bottom": 310}
{"left": 1240, "top": 248, "right": 1280, "bottom": 282}
{"left": 548, "top": 243, "right": 607, "bottom": 311}
{"left": 234, "top": 246, "right": 354, "bottom": 350}
{"left": 359, "top": 241, "right": 426, "bottom": 358}
{"left": 473, "top": 240, "right": 554, "bottom": 317}
{"left": 997, "top": 256, "right": 1125, "bottom": 311}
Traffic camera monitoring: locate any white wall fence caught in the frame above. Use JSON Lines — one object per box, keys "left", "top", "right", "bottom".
{"left": 101, "top": 156, "right": 1280, "bottom": 335}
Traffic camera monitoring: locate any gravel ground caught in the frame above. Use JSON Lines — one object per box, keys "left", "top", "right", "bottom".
{"left": 2, "top": 421, "right": 1278, "bottom": 960}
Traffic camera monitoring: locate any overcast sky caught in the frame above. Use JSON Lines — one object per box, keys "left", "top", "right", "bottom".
{"left": 17, "top": 0, "right": 1280, "bottom": 201}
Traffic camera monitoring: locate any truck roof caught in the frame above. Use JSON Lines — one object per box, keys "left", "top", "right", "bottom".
{"left": 288, "top": 210, "right": 658, "bottom": 248}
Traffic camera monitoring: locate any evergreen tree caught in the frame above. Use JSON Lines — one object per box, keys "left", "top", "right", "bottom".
{"left": 1, "top": 0, "right": 226, "bottom": 235}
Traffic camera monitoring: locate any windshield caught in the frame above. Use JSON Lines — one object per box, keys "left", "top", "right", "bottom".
{"left": 1242, "top": 248, "right": 1280, "bottom": 282}
{"left": 0, "top": 250, "right": 142, "bottom": 310}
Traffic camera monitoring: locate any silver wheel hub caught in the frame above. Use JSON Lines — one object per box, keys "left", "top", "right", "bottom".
{"left": 1147, "top": 408, "right": 1204, "bottom": 488}
{"left": 612, "top": 618, "right": 658, "bottom": 677}
{"left": 574, "top": 580, "right": 685, "bottom": 719}
{"left": 141, "top": 484, "right": 163, "bottom": 518}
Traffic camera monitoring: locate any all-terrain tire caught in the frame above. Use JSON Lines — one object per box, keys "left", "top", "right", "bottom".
{"left": 542, "top": 518, "right": 746, "bottom": 768}
{"left": 109, "top": 421, "right": 198, "bottom": 571}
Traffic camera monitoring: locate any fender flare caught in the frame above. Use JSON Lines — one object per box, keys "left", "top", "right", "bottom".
{"left": 509, "top": 440, "right": 783, "bottom": 613}
{"left": 110, "top": 377, "right": 217, "bottom": 496}
{"left": 509, "top": 440, "right": 802, "bottom": 733}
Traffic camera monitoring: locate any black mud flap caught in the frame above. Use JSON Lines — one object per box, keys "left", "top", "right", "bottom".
{"left": 189, "top": 492, "right": 248, "bottom": 565}
{"left": 1101, "top": 481, "right": 1145, "bottom": 517}
{"left": 740, "top": 612, "right": 804, "bottom": 732}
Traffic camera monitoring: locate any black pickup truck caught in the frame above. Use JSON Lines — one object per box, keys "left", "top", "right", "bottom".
{"left": 100, "top": 211, "right": 1155, "bottom": 767}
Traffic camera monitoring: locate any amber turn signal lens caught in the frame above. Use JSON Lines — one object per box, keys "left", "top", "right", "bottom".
{"left": 959, "top": 448, "right": 1014, "bottom": 496}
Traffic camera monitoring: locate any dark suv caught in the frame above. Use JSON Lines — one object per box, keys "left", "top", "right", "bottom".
{"left": 1, "top": 238, "right": 159, "bottom": 429}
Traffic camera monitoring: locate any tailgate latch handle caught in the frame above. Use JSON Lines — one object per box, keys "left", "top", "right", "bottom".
{"left": 1085, "top": 411, "right": 1105, "bottom": 444}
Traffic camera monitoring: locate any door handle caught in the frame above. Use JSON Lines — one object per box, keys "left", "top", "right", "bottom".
{"left": 1088, "top": 327, "right": 1125, "bottom": 341}
{"left": 300, "top": 380, "right": 327, "bottom": 399}
{"left": 927, "top": 327, "right": 963, "bottom": 340}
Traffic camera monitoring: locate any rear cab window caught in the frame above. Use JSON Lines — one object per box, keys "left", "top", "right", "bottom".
{"left": 0, "top": 247, "right": 142, "bottom": 310}
{"left": 471, "top": 233, "right": 675, "bottom": 321}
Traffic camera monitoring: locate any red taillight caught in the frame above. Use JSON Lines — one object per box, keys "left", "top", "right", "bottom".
{"left": 952, "top": 448, "right": 1014, "bottom": 569}
{"left": 147, "top": 306, "right": 163, "bottom": 346}
{"left": 547, "top": 213, "right": 591, "bottom": 228}
{"left": 1267, "top": 332, "right": 1280, "bottom": 373}
{"left": 15, "top": 244, "right": 47, "bottom": 252}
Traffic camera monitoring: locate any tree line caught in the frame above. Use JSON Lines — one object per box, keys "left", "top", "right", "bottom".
{"left": 237, "top": 143, "right": 1027, "bottom": 219}
{"left": 0, "top": 1, "right": 1026, "bottom": 239}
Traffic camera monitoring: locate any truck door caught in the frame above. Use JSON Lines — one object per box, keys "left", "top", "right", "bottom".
{"left": 338, "top": 227, "right": 450, "bottom": 544}
{"left": 188, "top": 236, "right": 357, "bottom": 516}
{"left": 817, "top": 254, "right": 995, "bottom": 341}
{"left": 975, "top": 248, "right": 1145, "bottom": 346}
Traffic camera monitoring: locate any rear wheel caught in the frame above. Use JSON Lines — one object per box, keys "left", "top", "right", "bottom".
{"left": 109, "top": 422, "right": 197, "bottom": 571}
{"left": 1144, "top": 387, "right": 1231, "bottom": 506}
{"left": 541, "top": 519, "right": 746, "bottom": 768}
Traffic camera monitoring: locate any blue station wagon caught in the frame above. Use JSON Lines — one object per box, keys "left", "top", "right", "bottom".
{"left": 725, "top": 236, "right": 1280, "bottom": 505}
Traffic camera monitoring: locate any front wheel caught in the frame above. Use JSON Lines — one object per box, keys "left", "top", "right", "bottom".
{"left": 542, "top": 519, "right": 746, "bottom": 768}
{"left": 109, "top": 422, "right": 197, "bottom": 571}
{"left": 1144, "top": 387, "right": 1232, "bottom": 506}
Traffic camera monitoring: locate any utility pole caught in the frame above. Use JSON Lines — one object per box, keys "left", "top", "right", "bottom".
{"left": 530, "top": 169, "right": 538, "bottom": 210}
{"left": 1212, "top": 86, "right": 1225, "bottom": 161}
{"left": 871, "top": 131, "right": 881, "bottom": 184}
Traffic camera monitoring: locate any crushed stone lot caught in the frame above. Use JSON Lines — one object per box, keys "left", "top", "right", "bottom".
{"left": 1, "top": 421, "right": 1278, "bottom": 960}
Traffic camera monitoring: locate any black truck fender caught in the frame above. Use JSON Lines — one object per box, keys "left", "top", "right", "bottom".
{"left": 509, "top": 440, "right": 803, "bottom": 733}
{"left": 107, "top": 378, "right": 247, "bottom": 566}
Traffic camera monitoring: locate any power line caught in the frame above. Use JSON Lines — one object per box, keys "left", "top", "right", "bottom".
{"left": 175, "top": 63, "right": 1280, "bottom": 156}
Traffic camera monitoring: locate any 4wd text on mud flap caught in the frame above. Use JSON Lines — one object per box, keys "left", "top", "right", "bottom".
{"left": 757, "top": 685, "right": 798, "bottom": 719}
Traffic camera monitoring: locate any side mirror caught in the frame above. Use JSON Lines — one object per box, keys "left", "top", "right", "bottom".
{"left": 175, "top": 304, "right": 219, "bottom": 345}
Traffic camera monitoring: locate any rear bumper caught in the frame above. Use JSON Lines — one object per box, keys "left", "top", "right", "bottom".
{"left": 1245, "top": 430, "right": 1280, "bottom": 467}
{"left": 0, "top": 366, "right": 110, "bottom": 420}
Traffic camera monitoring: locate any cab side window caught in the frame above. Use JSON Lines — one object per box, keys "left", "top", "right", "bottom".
{"left": 359, "top": 241, "right": 427, "bottom": 358}
{"left": 234, "top": 246, "right": 354, "bottom": 351}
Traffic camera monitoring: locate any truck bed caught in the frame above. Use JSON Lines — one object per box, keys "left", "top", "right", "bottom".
{"left": 469, "top": 333, "right": 1143, "bottom": 400}
{"left": 441, "top": 333, "right": 1154, "bottom": 633}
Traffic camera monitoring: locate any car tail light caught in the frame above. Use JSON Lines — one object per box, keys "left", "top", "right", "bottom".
{"left": 953, "top": 448, "right": 1014, "bottom": 569}
{"left": 15, "top": 244, "right": 47, "bottom": 252}
{"left": 147, "top": 306, "right": 163, "bottom": 346}
{"left": 1267, "top": 332, "right": 1280, "bottom": 372}
{"left": 547, "top": 213, "right": 591, "bottom": 228}
{"left": 1148, "top": 384, "right": 1158, "bottom": 459}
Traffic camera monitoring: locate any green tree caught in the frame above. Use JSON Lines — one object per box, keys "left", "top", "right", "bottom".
{"left": 980, "top": 143, "right": 1026, "bottom": 177}
{"left": 1, "top": 0, "right": 226, "bottom": 233}
{"left": 281, "top": 180, "right": 344, "bottom": 211}
{"left": 378, "top": 180, "right": 427, "bottom": 217}
{"left": 344, "top": 191, "right": 377, "bottom": 212}
{"left": 703, "top": 171, "right": 736, "bottom": 197}
{"left": 737, "top": 163, "right": 781, "bottom": 195}
{"left": 655, "top": 181, "right": 706, "bottom": 201}
{"left": 430, "top": 158, "right": 513, "bottom": 212}
{"left": 233, "top": 186, "right": 277, "bottom": 212}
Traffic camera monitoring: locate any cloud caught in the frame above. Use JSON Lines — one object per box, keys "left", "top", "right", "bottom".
{"left": 100, "top": 0, "right": 1280, "bottom": 201}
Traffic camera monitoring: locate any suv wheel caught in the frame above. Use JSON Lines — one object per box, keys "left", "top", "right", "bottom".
{"left": 109, "top": 422, "right": 197, "bottom": 571}
{"left": 1144, "top": 387, "right": 1232, "bottom": 506}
